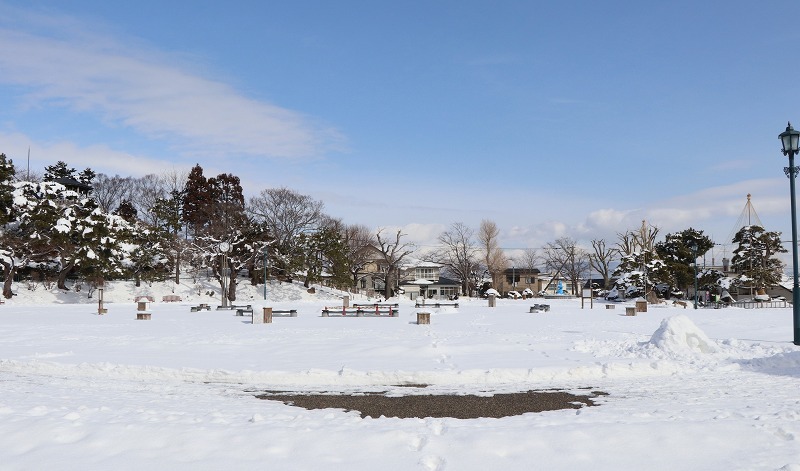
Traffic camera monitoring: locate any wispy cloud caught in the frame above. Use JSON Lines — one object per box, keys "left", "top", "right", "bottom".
{"left": 0, "top": 131, "right": 191, "bottom": 177}
{"left": 0, "top": 6, "right": 342, "bottom": 160}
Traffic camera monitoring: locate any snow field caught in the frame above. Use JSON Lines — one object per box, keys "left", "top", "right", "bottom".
{"left": 1, "top": 283, "right": 800, "bottom": 470}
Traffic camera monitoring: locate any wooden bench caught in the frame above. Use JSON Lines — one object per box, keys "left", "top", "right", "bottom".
{"left": 414, "top": 302, "right": 458, "bottom": 308}
{"left": 322, "top": 307, "right": 360, "bottom": 316}
{"left": 235, "top": 305, "right": 254, "bottom": 316}
{"left": 190, "top": 303, "right": 211, "bottom": 312}
{"left": 352, "top": 304, "right": 399, "bottom": 316}
{"left": 529, "top": 304, "right": 551, "bottom": 313}
{"left": 321, "top": 306, "right": 397, "bottom": 317}
{"left": 272, "top": 309, "right": 298, "bottom": 317}
{"left": 161, "top": 295, "right": 182, "bottom": 302}
{"left": 217, "top": 304, "right": 251, "bottom": 311}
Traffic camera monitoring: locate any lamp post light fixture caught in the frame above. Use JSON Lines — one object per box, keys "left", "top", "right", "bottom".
{"left": 690, "top": 243, "right": 698, "bottom": 310}
{"left": 779, "top": 122, "right": 800, "bottom": 346}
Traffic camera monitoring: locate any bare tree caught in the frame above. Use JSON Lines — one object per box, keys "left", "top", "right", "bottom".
{"left": 478, "top": 220, "right": 505, "bottom": 289}
{"left": 519, "top": 248, "right": 539, "bottom": 271}
{"left": 543, "top": 237, "right": 590, "bottom": 295}
{"left": 342, "top": 223, "right": 377, "bottom": 290}
{"left": 375, "top": 229, "right": 415, "bottom": 298}
{"left": 248, "top": 187, "right": 324, "bottom": 279}
{"left": 431, "top": 222, "right": 479, "bottom": 295}
{"left": 129, "top": 171, "right": 188, "bottom": 227}
{"left": 92, "top": 174, "right": 135, "bottom": 213}
{"left": 617, "top": 220, "right": 660, "bottom": 255}
{"left": 589, "top": 239, "right": 618, "bottom": 289}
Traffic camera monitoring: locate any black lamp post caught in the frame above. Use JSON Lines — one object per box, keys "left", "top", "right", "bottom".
{"left": 690, "top": 243, "right": 698, "bottom": 309}
{"left": 262, "top": 246, "right": 268, "bottom": 301}
{"left": 779, "top": 122, "right": 800, "bottom": 345}
{"left": 219, "top": 241, "right": 231, "bottom": 308}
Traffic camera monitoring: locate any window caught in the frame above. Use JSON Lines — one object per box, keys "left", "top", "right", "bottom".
{"left": 415, "top": 267, "right": 436, "bottom": 280}
{"left": 440, "top": 287, "right": 458, "bottom": 298}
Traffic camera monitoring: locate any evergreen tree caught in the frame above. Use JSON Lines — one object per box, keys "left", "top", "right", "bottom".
{"left": 151, "top": 190, "right": 185, "bottom": 284}
{"left": 655, "top": 228, "right": 714, "bottom": 296}
{"left": 0, "top": 153, "right": 15, "bottom": 225}
{"left": 43, "top": 161, "right": 95, "bottom": 191}
{"left": 206, "top": 173, "right": 246, "bottom": 235}
{"left": 114, "top": 200, "right": 138, "bottom": 223}
{"left": 612, "top": 249, "right": 672, "bottom": 298}
{"left": 43, "top": 161, "right": 76, "bottom": 181}
{"left": 730, "top": 225, "right": 786, "bottom": 291}
{"left": 302, "top": 226, "right": 350, "bottom": 289}
{"left": 181, "top": 164, "right": 211, "bottom": 236}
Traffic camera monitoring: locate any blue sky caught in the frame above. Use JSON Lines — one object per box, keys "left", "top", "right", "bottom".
{"left": 1, "top": 1, "right": 800, "bottom": 261}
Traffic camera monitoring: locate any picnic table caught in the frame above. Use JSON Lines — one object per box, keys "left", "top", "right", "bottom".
{"left": 529, "top": 304, "right": 550, "bottom": 313}
{"left": 190, "top": 303, "right": 211, "bottom": 312}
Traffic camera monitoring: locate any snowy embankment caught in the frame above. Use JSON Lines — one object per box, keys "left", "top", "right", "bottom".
{"left": 2, "top": 280, "right": 800, "bottom": 470}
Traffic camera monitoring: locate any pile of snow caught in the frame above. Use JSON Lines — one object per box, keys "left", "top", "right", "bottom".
{"left": 648, "top": 315, "right": 718, "bottom": 354}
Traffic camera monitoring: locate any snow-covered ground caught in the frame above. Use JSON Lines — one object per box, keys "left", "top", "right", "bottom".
{"left": 2, "top": 279, "right": 800, "bottom": 470}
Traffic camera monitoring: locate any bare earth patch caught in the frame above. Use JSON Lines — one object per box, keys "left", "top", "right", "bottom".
{"left": 255, "top": 389, "right": 608, "bottom": 419}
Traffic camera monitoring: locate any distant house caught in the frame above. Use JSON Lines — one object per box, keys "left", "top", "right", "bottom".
{"left": 766, "top": 275, "right": 793, "bottom": 301}
{"left": 52, "top": 177, "right": 92, "bottom": 195}
{"left": 397, "top": 260, "right": 461, "bottom": 300}
{"left": 498, "top": 268, "right": 546, "bottom": 297}
{"left": 347, "top": 245, "right": 387, "bottom": 297}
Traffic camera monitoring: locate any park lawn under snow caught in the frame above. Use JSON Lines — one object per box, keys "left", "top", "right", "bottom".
{"left": 1, "top": 280, "right": 800, "bottom": 470}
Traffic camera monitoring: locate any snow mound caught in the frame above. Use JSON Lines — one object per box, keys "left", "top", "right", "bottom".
{"left": 648, "top": 315, "right": 718, "bottom": 354}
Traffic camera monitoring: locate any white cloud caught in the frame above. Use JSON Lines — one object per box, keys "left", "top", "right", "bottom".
{"left": 0, "top": 131, "right": 190, "bottom": 178}
{"left": 0, "top": 9, "right": 341, "bottom": 160}
{"left": 497, "top": 177, "right": 794, "bottom": 252}
{"left": 376, "top": 223, "right": 447, "bottom": 248}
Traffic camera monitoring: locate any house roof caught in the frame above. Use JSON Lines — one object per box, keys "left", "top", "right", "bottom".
{"left": 399, "top": 276, "right": 460, "bottom": 288}
{"left": 52, "top": 177, "right": 92, "bottom": 192}
{"left": 400, "top": 258, "right": 442, "bottom": 269}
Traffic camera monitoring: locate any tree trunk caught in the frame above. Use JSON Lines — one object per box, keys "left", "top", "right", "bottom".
{"left": 57, "top": 260, "right": 74, "bottom": 290}
{"left": 1, "top": 261, "right": 15, "bottom": 299}
{"left": 173, "top": 250, "right": 180, "bottom": 284}
{"left": 227, "top": 273, "right": 237, "bottom": 302}
{"left": 383, "top": 271, "right": 394, "bottom": 299}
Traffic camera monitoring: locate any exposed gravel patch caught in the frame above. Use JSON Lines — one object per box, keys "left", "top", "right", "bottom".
{"left": 256, "top": 389, "right": 607, "bottom": 419}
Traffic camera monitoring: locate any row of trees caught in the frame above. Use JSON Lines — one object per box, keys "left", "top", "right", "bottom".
{"left": 427, "top": 218, "right": 786, "bottom": 300}
{"left": 0, "top": 155, "right": 411, "bottom": 300}
{"left": 0, "top": 153, "right": 788, "bottom": 300}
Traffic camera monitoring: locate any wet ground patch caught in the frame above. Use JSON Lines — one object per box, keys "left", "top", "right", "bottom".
{"left": 255, "top": 388, "right": 607, "bottom": 419}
